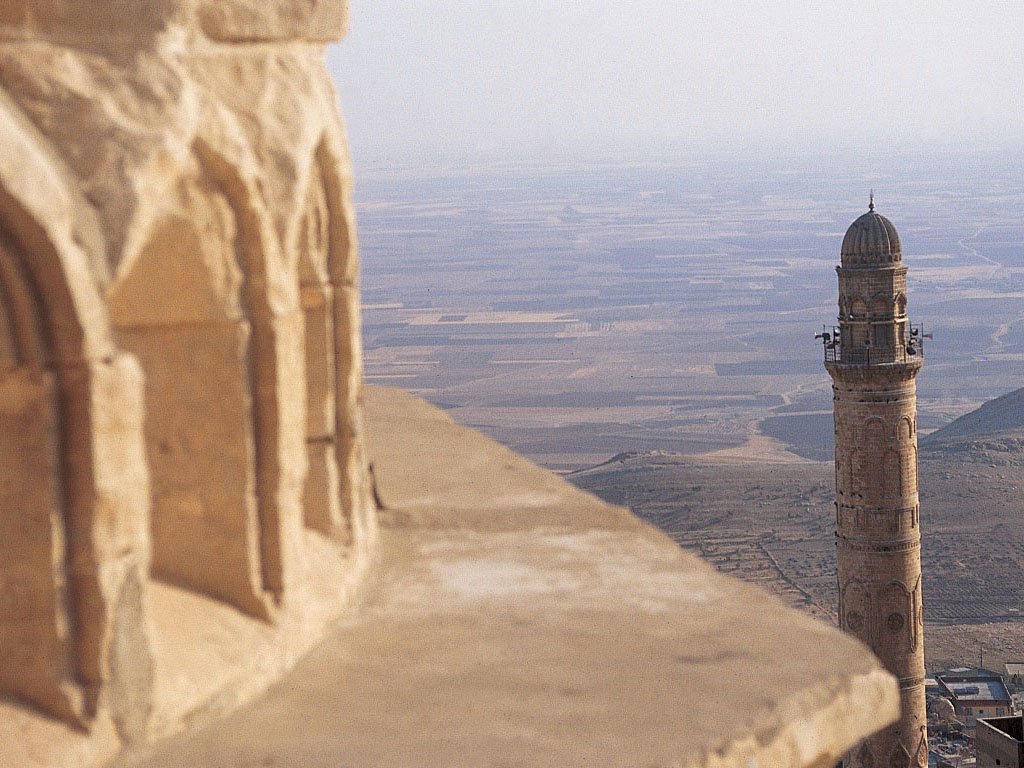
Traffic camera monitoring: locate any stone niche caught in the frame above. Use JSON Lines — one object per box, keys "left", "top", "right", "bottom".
{"left": 0, "top": 0, "right": 375, "bottom": 740}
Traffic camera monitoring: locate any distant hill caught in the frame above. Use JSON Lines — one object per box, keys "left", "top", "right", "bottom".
{"left": 923, "top": 387, "right": 1024, "bottom": 445}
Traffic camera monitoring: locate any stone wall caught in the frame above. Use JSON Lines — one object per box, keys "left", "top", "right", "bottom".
{"left": 977, "top": 716, "right": 1024, "bottom": 768}
{"left": 0, "top": 0, "right": 375, "bottom": 738}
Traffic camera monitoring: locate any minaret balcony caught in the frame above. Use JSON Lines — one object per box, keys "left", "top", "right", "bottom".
{"left": 818, "top": 324, "right": 927, "bottom": 366}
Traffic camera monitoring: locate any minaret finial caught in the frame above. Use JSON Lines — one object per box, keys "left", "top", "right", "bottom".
{"left": 869, "top": 190, "right": 875, "bottom": 212}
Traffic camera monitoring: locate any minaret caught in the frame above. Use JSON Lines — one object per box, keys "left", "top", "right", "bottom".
{"left": 820, "top": 198, "right": 928, "bottom": 768}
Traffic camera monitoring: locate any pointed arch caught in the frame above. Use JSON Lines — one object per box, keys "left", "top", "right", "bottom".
{"left": 861, "top": 418, "right": 888, "bottom": 503}
{"left": 882, "top": 448, "right": 901, "bottom": 497}
{"left": 108, "top": 136, "right": 297, "bottom": 619}
{"left": 0, "top": 95, "right": 150, "bottom": 726}
{"left": 910, "top": 574, "right": 922, "bottom": 652}
{"left": 0, "top": 91, "right": 113, "bottom": 364}
{"left": 861, "top": 416, "right": 887, "bottom": 443}
{"left": 0, "top": 232, "right": 80, "bottom": 721}
{"left": 841, "top": 579, "right": 872, "bottom": 646}
{"left": 847, "top": 448, "right": 861, "bottom": 497}
{"left": 913, "top": 725, "right": 928, "bottom": 766}
{"left": 896, "top": 415, "right": 914, "bottom": 441}
{"left": 880, "top": 580, "right": 913, "bottom": 652}
{"left": 902, "top": 445, "right": 918, "bottom": 496}
{"left": 193, "top": 139, "right": 294, "bottom": 607}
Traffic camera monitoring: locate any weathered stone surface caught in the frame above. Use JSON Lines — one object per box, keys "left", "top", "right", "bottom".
{"left": 119, "top": 322, "right": 271, "bottom": 617}
{"left": 195, "top": 0, "right": 348, "bottom": 43}
{"left": 304, "top": 439, "right": 344, "bottom": 535}
{"left": 114, "top": 387, "right": 900, "bottom": 768}
{"left": 0, "top": 0, "right": 374, "bottom": 749}
{"left": 0, "top": 1, "right": 347, "bottom": 46}
{"left": 0, "top": 1, "right": 181, "bottom": 47}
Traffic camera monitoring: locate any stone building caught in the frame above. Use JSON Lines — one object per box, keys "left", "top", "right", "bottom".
{"left": 823, "top": 200, "right": 929, "bottom": 767}
{"left": 937, "top": 669, "right": 1014, "bottom": 728}
{"left": 1005, "top": 662, "right": 1024, "bottom": 689}
{"left": 0, "top": 0, "right": 376, "bottom": 739}
{"left": 977, "top": 715, "right": 1024, "bottom": 768}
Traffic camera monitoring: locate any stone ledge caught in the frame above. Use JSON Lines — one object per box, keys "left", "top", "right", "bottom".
{"left": 0, "top": 529, "right": 371, "bottom": 768}
{"left": 0, "top": 1, "right": 347, "bottom": 45}
{"left": 112, "top": 386, "right": 899, "bottom": 768}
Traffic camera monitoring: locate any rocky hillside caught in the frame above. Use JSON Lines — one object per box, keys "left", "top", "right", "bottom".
{"left": 924, "top": 386, "right": 1024, "bottom": 444}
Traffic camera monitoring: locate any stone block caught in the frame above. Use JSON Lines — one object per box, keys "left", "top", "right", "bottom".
{"left": 112, "top": 386, "right": 903, "bottom": 768}
{"left": 0, "top": 0, "right": 377, "bottom": 748}
{"left": 12, "top": 1, "right": 179, "bottom": 44}
{"left": 195, "top": 0, "right": 348, "bottom": 43}
{"left": 108, "top": 191, "right": 245, "bottom": 329}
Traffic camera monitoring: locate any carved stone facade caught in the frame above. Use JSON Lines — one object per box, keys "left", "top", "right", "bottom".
{"left": 0, "top": 0, "right": 375, "bottom": 737}
{"left": 824, "top": 202, "right": 928, "bottom": 767}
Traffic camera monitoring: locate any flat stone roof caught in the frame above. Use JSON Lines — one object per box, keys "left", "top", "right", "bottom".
{"left": 948, "top": 680, "right": 1011, "bottom": 702}
{"left": 115, "top": 386, "right": 898, "bottom": 768}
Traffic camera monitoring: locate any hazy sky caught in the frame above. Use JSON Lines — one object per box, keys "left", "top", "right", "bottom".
{"left": 327, "top": 1, "right": 1024, "bottom": 168}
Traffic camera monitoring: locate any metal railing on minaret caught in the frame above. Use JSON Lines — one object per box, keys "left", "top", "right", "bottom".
{"left": 816, "top": 324, "right": 930, "bottom": 365}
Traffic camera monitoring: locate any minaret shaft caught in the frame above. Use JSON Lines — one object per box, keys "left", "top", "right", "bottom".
{"left": 823, "top": 204, "right": 927, "bottom": 768}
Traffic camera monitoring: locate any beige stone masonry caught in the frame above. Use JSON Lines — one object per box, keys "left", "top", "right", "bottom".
{"left": 0, "top": 0, "right": 374, "bottom": 748}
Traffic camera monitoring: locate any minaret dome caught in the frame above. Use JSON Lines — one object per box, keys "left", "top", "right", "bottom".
{"left": 841, "top": 205, "right": 902, "bottom": 267}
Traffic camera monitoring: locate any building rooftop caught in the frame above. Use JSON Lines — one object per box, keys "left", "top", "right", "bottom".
{"left": 941, "top": 667, "right": 1004, "bottom": 679}
{"left": 936, "top": 670, "right": 1012, "bottom": 705}
{"left": 978, "top": 715, "right": 1024, "bottom": 742}
{"left": 947, "top": 680, "right": 1011, "bottom": 702}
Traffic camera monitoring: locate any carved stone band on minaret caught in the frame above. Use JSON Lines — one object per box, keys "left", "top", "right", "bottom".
{"left": 821, "top": 202, "right": 928, "bottom": 768}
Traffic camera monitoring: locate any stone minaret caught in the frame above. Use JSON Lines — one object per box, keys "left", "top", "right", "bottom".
{"left": 822, "top": 198, "right": 927, "bottom": 768}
